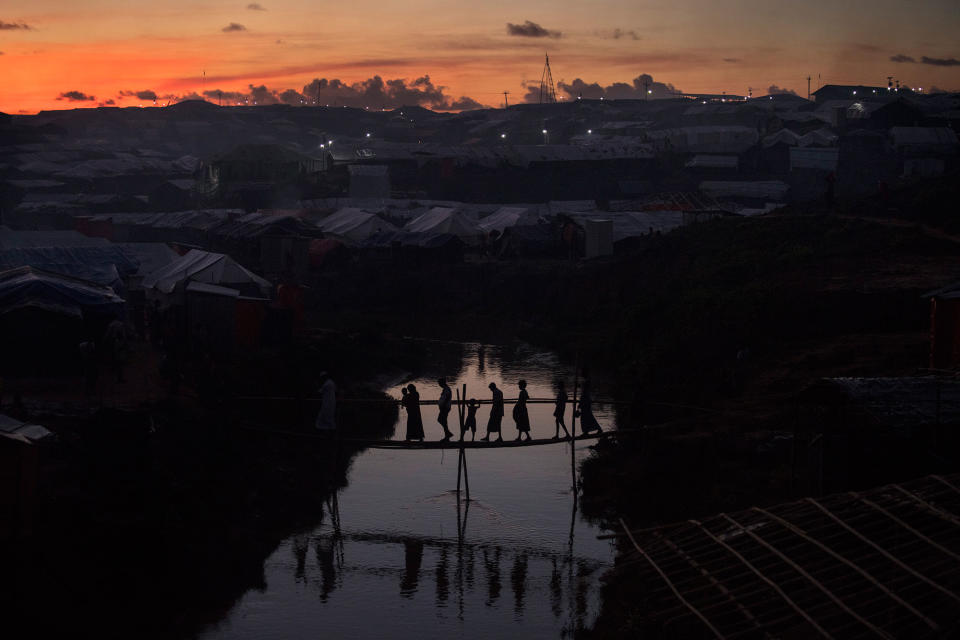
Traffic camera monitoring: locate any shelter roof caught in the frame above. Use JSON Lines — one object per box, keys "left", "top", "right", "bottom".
{"left": 614, "top": 473, "right": 960, "bottom": 639}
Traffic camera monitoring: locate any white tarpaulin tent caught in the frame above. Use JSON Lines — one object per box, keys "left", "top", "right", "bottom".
{"left": 477, "top": 207, "right": 539, "bottom": 233}
{"left": 316, "top": 208, "right": 398, "bottom": 244}
{"left": 142, "top": 249, "right": 271, "bottom": 297}
{"left": 404, "top": 207, "right": 481, "bottom": 239}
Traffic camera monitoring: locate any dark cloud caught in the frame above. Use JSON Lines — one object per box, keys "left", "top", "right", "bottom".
{"left": 442, "top": 96, "right": 485, "bottom": 111}
{"left": 596, "top": 28, "right": 639, "bottom": 41}
{"left": 203, "top": 89, "right": 248, "bottom": 103}
{"left": 178, "top": 92, "right": 207, "bottom": 102}
{"left": 506, "top": 21, "right": 561, "bottom": 39}
{"left": 247, "top": 3, "right": 266, "bottom": 9}
{"left": 0, "top": 52, "right": 4, "bottom": 55}
{"left": 0, "top": 20, "right": 32, "bottom": 30}
{"left": 890, "top": 54, "right": 916, "bottom": 63}
{"left": 119, "top": 89, "right": 159, "bottom": 101}
{"left": 854, "top": 43, "right": 882, "bottom": 52}
{"left": 222, "top": 23, "right": 247, "bottom": 32}
{"left": 767, "top": 84, "right": 797, "bottom": 96}
{"left": 57, "top": 90, "right": 96, "bottom": 102}
{"left": 550, "top": 74, "right": 679, "bottom": 102}
{"left": 922, "top": 55, "right": 960, "bottom": 67}
{"left": 98, "top": 99, "right": 116, "bottom": 107}
{"left": 301, "top": 74, "right": 486, "bottom": 110}
{"left": 278, "top": 89, "right": 305, "bottom": 105}
{"left": 722, "top": 57, "right": 740, "bottom": 63}
{"left": 248, "top": 84, "right": 279, "bottom": 104}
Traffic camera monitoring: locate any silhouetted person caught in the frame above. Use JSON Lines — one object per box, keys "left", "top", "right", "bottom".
{"left": 553, "top": 380, "right": 570, "bottom": 440}
{"left": 437, "top": 377, "right": 454, "bottom": 440}
{"left": 576, "top": 378, "right": 603, "bottom": 434}
{"left": 513, "top": 379, "right": 531, "bottom": 441}
{"left": 400, "top": 539, "right": 424, "bottom": 598}
{"left": 403, "top": 384, "right": 424, "bottom": 441}
{"left": 315, "top": 372, "right": 337, "bottom": 433}
{"left": 481, "top": 382, "right": 503, "bottom": 441}
{"left": 462, "top": 398, "right": 479, "bottom": 440}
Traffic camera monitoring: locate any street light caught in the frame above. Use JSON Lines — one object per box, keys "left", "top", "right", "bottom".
{"left": 542, "top": 129, "right": 549, "bottom": 144}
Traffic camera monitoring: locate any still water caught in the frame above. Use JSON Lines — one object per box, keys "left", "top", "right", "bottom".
{"left": 202, "top": 342, "right": 617, "bottom": 639}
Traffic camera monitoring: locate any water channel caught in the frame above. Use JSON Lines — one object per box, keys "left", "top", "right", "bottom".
{"left": 202, "top": 341, "right": 618, "bottom": 638}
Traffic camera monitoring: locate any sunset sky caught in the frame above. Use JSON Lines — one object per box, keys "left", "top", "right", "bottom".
{"left": 1, "top": 0, "right": 958, "bottom": 113}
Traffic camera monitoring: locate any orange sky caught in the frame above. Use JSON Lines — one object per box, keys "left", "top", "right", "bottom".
{"left": 2, "top": 0, "right": 959, "bottom": 113}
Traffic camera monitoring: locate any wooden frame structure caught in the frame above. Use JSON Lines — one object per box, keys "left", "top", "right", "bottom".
{"left": 615, "top": 474, "right": 960, "bottom": 638}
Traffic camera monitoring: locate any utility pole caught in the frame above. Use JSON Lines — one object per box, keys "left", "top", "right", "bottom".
{"left": 641, "top": 77, "right": 651, "bottom": 100}
{"left": 502, "top": 90, "right": 510, "bottom": 109}
{"left": 807, "top": 76, "right": 811, "bottom": 101}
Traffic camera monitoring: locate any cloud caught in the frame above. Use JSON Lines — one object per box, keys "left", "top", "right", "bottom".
{"left": 506, "top": 21, "right": 561, "bottom": 39}
{"left": 596, "top": 28, "right": 639, "bottom": 41}
{"left": 890, "top": 54, "right": 916, "bottom": 63}
{"left": 247, "top": 3, "right": 266, "bottom": 9}
{"left": 174, "top": 75, "right": 488, "bottom": 111}
{"left": 119, "top": 89, "right": 159, "bottom": 101}
{"left": 0, "top": 20, "right": 32, "bottom": 30}
{"left": 249, "top": 84, "right": 279, "bottom": 104}
{"left": 301, "top": 74, "right": 486, "bottom": 110}
{"left": 0, "top": 52, "right": 4, "bottom": 55}
{"left": 57, "top": 90, "right": 95, "bottom": 102}
{"left": 922, "top": 55, "right": 960, "bottom": 67}
{"left": 853, "top": 43, "right": 882, "bottom": 53}
{"left": 547, "top": 74, "right": 679, "bottom": 102}
{"left": 767, "top": 84, "right": 797, "bottom": 96}
{"left": 222, "top": 22, "right": 247, "bottom": 32}
{"left": 722, "top": 57, "right": 740, "bottom": 63}
{"left": 444, "top": 96, "right": 485, "bottom": 111}
{"left": 928, "top": 86, "right": 958, "bottom": 94}
{"left": 98, "top": 99, "right": 116, "bottom": 107}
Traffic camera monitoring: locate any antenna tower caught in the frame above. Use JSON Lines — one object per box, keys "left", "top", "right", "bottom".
{"left": 539, "top": 54, "right": 557, "bottom": 104}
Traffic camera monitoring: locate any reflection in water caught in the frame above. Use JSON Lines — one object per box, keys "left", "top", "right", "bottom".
{"left": 484, "top": 547, "right": 501, "bottom": 607}
{"left": 401, "top": 540, "right": 424, "bottom": 598}
{"left": 315, "top": 535, "right": 337, "bottom": 602}
{"left": 436, "top": 545, "right": 450, "bottom": 606}
{"left": 511, "top": 553, "right": 528, "bottom": 617}
{"left": 201, "top": 341, "right": 613, "bottom": 639}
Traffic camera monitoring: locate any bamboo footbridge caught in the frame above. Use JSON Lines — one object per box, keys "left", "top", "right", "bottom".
{"left": 238, "top": 377, "right": 641, "bottom": 501}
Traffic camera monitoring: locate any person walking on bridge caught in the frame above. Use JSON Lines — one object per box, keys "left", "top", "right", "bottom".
{"left": 481, "top": 382, "right": 504, "bottom": 442}
{"left": 513, "top": 379, "right": 531, "bottom": 441}
{"left": 403, "top": 384, "right": 425, "bottom": 441}
{"left": 437, "top": 378, "right": 454, "bottom": 441}
{"left": 553, "top": 379, "right": 571, "bottom": 440}
{"left": 576, "top": 378, "right": 603, "bottom": 435}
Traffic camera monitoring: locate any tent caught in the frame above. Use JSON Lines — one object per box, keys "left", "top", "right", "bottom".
{"left": 404, "top": 207, "right": 481, "bottom": 240}
{"left": 142, "top": 249, "right": 271, "bottom": 298}
{"left": 477, "top": 207, "right": 539, "bottom": 233}
{"left": 0, "top": 266, "right": 124, "bottom": 319}
{"left": 316, "top": 208, "right": 398, "bottom": 244}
